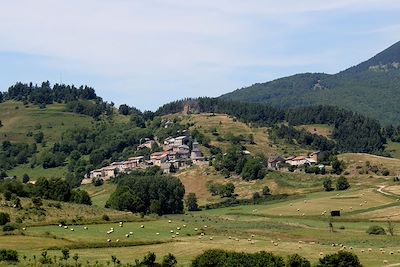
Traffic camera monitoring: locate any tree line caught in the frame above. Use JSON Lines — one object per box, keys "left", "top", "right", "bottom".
{"left": 156, "top": 98, "right": 387, "bottom": 154}
{"left": 2, "top": 81, "right": 115, "bottom": 118}
{"left": 0, "top": 177, "right": 91, "bottom": 205}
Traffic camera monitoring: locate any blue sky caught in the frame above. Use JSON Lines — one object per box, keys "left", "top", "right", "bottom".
{"left": 1, "top": 0, "right": 400, "bottom": 110}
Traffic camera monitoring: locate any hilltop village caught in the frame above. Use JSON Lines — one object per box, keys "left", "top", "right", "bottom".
{"left": 81, "top": 131, "right": 205, "bottom": 184}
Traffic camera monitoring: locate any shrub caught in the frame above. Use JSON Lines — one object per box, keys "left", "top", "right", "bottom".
{"left": 3, "top": 224, "right": 16, "bottom": 232}
{"left": 3, "top": 190, "right": 12, "bottom": 201}
{"left": 317, "top": 251, "right": 362, "bottom": 267}
{"left": 102, "top": 214, "right": 110, "bottom": 221}
{"left": 287, "top": 254, "right": 311, "bottom": 267}
{"left": 161, "top": 253, "right": 177, "bottom": 267}
{"left": 0, "top": 212, "right": 10, "bottom": 226}
{"left": 192, "top": 249, "right": 285, "bottom": 267}
{"left": 252, "top": 192, "right": 261, "bottom": 204}
{"left": 0, "top": 249, "right": 19, "bottom": 262}
{"left": 336, "top": 176, "right": 350, "bottom": 191}
{"left": 22, "top": 173, "right": 30, "bottom": 184}
{"left": 92, "top": 177, "right": 104, "bottom": 187}
{"left": 367, "top": 225, "right": 386, "bottom": 235}
{"left": 186, "top": 193, "right": 199, "bottom": 211}
{"left": 323, "top": 178, "right": 333, "bottom": 192}
{"left": 262, "top": 186, "right": 271, "bottom": 196}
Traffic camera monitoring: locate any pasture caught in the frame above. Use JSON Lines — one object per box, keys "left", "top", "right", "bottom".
{"left": 3, "top": 186, "right": 400, "bottom": 267}
{"left": 0, "top": 101, "right": 93, "bottom": 144}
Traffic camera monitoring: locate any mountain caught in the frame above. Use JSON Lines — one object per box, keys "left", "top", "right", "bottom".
{"left": 220, "top": 41, "right": 400, "bottom": 125}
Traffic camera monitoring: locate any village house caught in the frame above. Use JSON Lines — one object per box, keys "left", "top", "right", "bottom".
{"left": 137, "top": 140, "right": 156, "bottom": 150}
{"left": 190, "top": 140, "right": 204, "bottom": 162}
{"left": 285, "top": 154, "right": 318, "bottom": 166}
{"left": 267, "top": 156, "right": 285, "bottom": 170}
{"left": 150, "top": 151, "right": 169, "bottom": 166}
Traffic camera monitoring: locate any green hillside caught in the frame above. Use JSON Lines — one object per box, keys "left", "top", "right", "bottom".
{"left": 220, "top": 41, "right": 400, "bottom": 125}
{"left": 0, "top": 101, "right": 93, "bottom": 144}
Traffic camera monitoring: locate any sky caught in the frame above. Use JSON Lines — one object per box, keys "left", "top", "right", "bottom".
{"left": 1, "top": 0, "right": 400, "bottom": 111}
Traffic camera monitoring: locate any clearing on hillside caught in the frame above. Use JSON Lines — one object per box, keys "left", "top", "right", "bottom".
{"left": 0, "top": 101, "right": 93, "bottom": 143}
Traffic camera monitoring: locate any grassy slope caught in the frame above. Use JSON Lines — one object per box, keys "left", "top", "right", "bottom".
{"left": 0, "top": 101, "right": 93, "bottom": 144}
{"left": 81, "top": 182, "right": 117, "bottom": 208}
{"left": 295, "top": 124, "right": 333, "bottom": 139}
{"left": 176, "top": 113, "right": 311, "bottom": 157}
{"left": 386, "top": 141, "right": 400, "bottom": 159}
{"left": 4, "top": 186, "right": 399, "bottom": 267}
{"left": 0, "top": 198, "right": 138, "bottom": 226}
{"left": 338, "top": 153, "right": 400, "bottom": 177}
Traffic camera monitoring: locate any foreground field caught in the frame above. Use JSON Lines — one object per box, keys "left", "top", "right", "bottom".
{"left": 2, "top": 186, "right": 400, "bottom": 267}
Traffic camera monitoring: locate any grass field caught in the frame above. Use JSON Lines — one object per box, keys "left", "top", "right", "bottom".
{"left": 338, "top": 153, "right": 400, "bottom": 178}
{"left": 8, "top": 164, "right": 67, "bottom": 181}
{"left": 296, "top": 124, "right": 333, "bottom": 139}
{"left": 0, "top": 198, "right": 137, "bottom": 226}
{"left": 0, "top": 101, "right": 93, "bottom": 144}
{"left": 2, "top": 184, "right": 400, "bottom": 267}
{"left": 81, "top": 182, "right": 117, "bottom": 208}
{"left": 386, "top": 141, "right": 400, "bottom": 159}
{"left": 175, "top": 113, "right": 310, "bottom": 158}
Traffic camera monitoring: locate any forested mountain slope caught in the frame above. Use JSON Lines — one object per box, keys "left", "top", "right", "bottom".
{"left": 220, "top": 41, "right": 400, "bottom": 125}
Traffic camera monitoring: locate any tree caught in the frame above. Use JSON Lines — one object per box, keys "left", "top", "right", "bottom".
{"left": 186, "top": 193, "right": 199, "bottom": 211}
{"left": 317, "top": 251, "right": 362, "bottom": 267}
{"left": 11, "top": 195, "right": 22, "bottom": 209}
{"left": 336, "top": 176, "right": 350, "bottom": 191}
{"left": 140, "top": 252, "right": 156, "bottom": 266}
{"left": 61, "top": 248, "right": 70, "bottom": 262}
{"left": 70, "top": 189, "right": 92, "bottom": 205}
{"left": 241, "top": 157, "right": 266, "bottom": 180}
{"left": 118, "top": 104, "right": 130, "bottom": 115}
{"left": 331, "top": 159, "right": 344, "bottom": 175}
{"left": 33, "top": 131, "right": 44, "bottom": 143}
{"left": 367, "top": 225, "right": 386, "bottom": 235}
{"left": 252, "top": 192, "right": 261, "bottom": 204}
{"left": 0, "top": 249, "right": 19, "bottom": 262}
{"left": 220, "top": 183, "right": 235, "bottom": 198}
{"left": 31, "top": 197, "right": 43, "bottom": 208}
{"left": 387, "top": 218, "right": 395, "bottom": 236}
{"left": 287, "top": 254, "right": 311, "bottom": 267}
{"left": 22, "top": 173, "right": 30, "bottom": 184}
{"left": 72, "top": 254, "right": 79, "bottom": 266}
{"left": 169, "top": 163, "right": 176, "bottom": 173}
{"left": 0, "top": 212, "right": 10, "bottom": 226}
{"left": 262, "top": 186, "right": 271, "bottom": 196}
{"left": 323, "top": 178, "right": 334, "bottom": 192}
{"left": 161, "top": 253, "right": 177, "bottom": 267}
{"left": 3, "top": 190, "right": 12, "bottom": 201}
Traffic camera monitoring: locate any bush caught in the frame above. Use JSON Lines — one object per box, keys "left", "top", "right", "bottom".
{"left": 3, "top": 224, "right": 16, "bottom": 232}
{"left": 262, "top": 186, "right": 271, "bottom": 196}
{"left": 102, "top": 214, "right": 110, "bottom": 221}
{"left": 161, "top": 253, "right": 177, "bottom": 267}
{"left": 3, "top": 190, "right": 12, "bottom": 201}
{"left": 367, "top": 225, "right": 386, "bottom": 235}
{"left": 92, "top": 177, "right": 104, "bottom": 187}
{"left": 287, "top": 254, "right": 311, "bottom": 267}
{"left": 0, "top": 249, "right": 19, "bottom": 262}
{"left": 192, "top": 249, "right": 285, "bottom": 267}
{"left": 0, "top": 212, "right": 10, "bottom": 226}
{"left": 336, "top": 176, "right": 350, "bottom": 191}
{"left": 317, "top": 251, "right": 362, "bottom": 267}
{"left": 186, "top": 193, "right": 199, "bottom": 211}
{"left": 22, "top": 173, "right": 30, "bottom": 184}
{"left": 323, "top": 178, "right": 333, "bottom": 192}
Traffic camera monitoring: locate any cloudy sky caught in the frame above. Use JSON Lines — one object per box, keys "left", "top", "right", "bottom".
{"left": 1, "top": 0, "right": 400, "bottom": 110}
